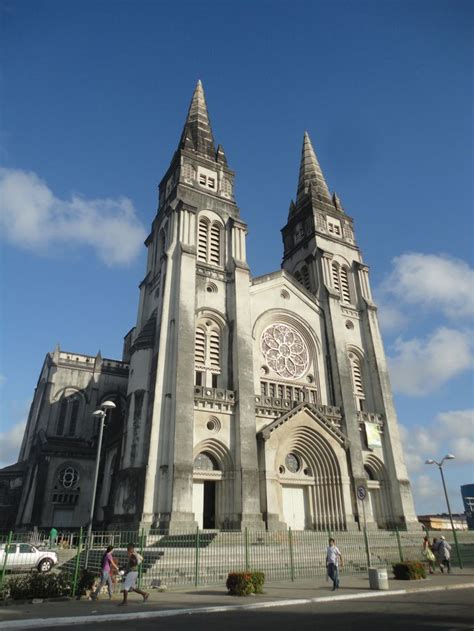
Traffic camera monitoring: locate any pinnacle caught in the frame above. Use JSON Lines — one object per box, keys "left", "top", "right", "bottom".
{"left": 179, "top": 80, "right": 216, "bottom": 159}
{"left": 296, "top": 132, "right": 331, "bottom": 206}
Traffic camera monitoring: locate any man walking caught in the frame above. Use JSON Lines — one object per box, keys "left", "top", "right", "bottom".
{"left": 438, "top": 536, "right": 452, "bottom": 574}
{"left": 326, "top": 538, "right": 343, "bottom": 591}
{"left": 119, "top": 543, "right": 149, "bottom": 605}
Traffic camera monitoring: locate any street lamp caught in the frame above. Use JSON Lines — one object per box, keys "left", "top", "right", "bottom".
{"left": 84, "top": 400, "right": 116, "bottom": 569}
{"left": 425, "top": 454, "right": 462, "bottom": 568}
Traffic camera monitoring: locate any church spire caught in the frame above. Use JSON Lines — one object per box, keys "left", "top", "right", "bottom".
{"left": 296, "top": 132, "right": 331, "bottom": 206}
{"left": 179, "top": 80, "right": 216, "bottom": 159}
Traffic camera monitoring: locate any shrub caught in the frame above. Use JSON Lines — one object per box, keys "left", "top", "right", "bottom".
{"left": 392, "top": 561, "right": 426, "bottom": 580}
{"left": 250, "top": 571, "right": 265, "bottom": 594}
{"left": 7, "top": 571, "right": 73, "bottom": 600}
{"left": 226, "top": 571, "right": 265, "bottom": 596}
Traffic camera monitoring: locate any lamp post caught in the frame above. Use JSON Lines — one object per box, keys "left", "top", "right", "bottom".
{"left": 425, "top": 454, "right": 462, "bottom": 569}
{"left": 84, "top": 400, "right": 116, "bottom": 569}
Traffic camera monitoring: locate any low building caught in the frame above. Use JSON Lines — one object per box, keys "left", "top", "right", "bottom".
{"left": 418, "top": 514, "right": 468, "bottom": 531}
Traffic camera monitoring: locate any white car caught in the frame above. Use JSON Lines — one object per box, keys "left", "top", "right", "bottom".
{"left": 0, "top": 542, "right": 58, "bottom": 572}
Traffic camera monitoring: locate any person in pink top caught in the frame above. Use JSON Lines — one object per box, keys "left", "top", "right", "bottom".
{"left": 92, "top": 545, "right": 119, "bottom": 600}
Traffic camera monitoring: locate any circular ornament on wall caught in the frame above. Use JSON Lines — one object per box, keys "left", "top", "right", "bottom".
{"left": 285, "top": 453, "right": 301, "bottom": 473}
{"left": 206, "top": 417, "right": 221, "bottom": 433}
{"left": 260, "top": 323, "right": 309, "bottom": 379}
{"left": 58, "top": 466, "right": 80, "bottom": 489}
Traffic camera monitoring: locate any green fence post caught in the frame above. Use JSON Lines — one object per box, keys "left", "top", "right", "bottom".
{"left": 395, "top": 528, "right": 404, "bottom": 562}
{"left": 138, "top": 528, "right": 146, "bottom": 589}
{"left": 72, "top": 527, "right": 83, "bottom": 599}
{"left": 0, "top": 530, "right": 13, "bottom": 590}
{"left": 194, "top": 527, "right": 200, "bottom": 587}
{"left": 245, "top": 527, "right": 250, "bottom": 572}
{"left": 288, "top": 528, "right": 295, "bottom": 582}
{"left": 363, "top": 527, "right": 371, "bottom": 568}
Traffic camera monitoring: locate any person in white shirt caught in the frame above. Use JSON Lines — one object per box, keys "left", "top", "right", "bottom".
{"left": 326, "top": 538, "right": 342, "bottom": 590}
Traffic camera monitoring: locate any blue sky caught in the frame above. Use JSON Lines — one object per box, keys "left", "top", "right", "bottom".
{"left": 1, "top": 0, "right": 473, "bottom": 515}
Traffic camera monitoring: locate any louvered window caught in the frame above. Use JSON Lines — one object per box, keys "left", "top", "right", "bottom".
{"left": 195, "top": 328, "right": 206, "bottom": 366}
{"left": 57, "top": 398, "right": 68, "bottom": 436}
{"left": 301, "top": 266, "right": 311, "bottom": 291}
{"left": 209, "top": 330, "right": 220, "bottom": 368}
{"left": 349, "top": 353, "right": 365, "bottom": 401}
{"left": 209, "top": 223, "right": 221, "bottom": 265}
{"left": 331, "top": 262, "right": 340, "bottom": 293}
{"left": 194, "top": 324, "right": 221, "bottom": 385}
{"left": 294, "top": 270, "right": 302, "bottom": 284}
{"left": 68, "top": 398, "right": 80, "bottom": 436}
{"left": 340, "top": 267, "right": 351, "bottom": 303}
{"left": 197, "top": 219, "right": 209, "bottom": 262}
{"left": 197, "top": 218, "right": 222, "bottom": 266}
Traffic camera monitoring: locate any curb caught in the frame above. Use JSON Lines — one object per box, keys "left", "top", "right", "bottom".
{"left": 0, "top": 583, "right": 472, "bottom": 629}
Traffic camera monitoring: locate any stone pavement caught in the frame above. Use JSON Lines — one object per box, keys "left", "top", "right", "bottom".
{"left": 0, "top": 569, "right": 473, "bottom": 629}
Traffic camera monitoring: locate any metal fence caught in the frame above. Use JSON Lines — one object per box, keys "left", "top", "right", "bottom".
{"left": 1, "top": 527, "right": 474, "bottom": 595}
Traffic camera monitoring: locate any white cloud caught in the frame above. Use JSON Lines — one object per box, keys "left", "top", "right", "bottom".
{"left": 383, "top": 253, "right": 474, "bottom": 320}
{"left": 388, "top": 327, "right": 473, "bottom": 396}
{"left": 437, "top": 410, "right": 474, "bottom": 464}
{"left": 401, "top": 409, "right": 474, "bottom": 472}
{"left": 0, "top": 168, "right": 147, "bottom": 266}
{"left": 0, "top": 420, "right": 26, "bottom": 469}
{"left": 376, "top": 300, "right": 407, "bottom": 332}
{"left": 400, "top": 409, "right": 474, "bottom": 514}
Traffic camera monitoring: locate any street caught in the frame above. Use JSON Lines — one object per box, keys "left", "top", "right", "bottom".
{"left": 30, "top": 588, "right": 473, "bottom": 631}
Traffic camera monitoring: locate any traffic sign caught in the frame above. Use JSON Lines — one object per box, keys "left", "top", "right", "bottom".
{"left": 357, "top": 485, "right": 367, "bottom": 501}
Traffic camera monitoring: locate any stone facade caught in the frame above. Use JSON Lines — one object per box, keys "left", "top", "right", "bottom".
{"left": 3, "top": 82, "right": 418, "bottom": 532}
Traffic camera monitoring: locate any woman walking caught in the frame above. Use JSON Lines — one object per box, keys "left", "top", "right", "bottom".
{"left": 422, "top": 535, "right": 436, "bottom": 574}
{"left": 92, "top": 545, "right": 119, "bottom": 600}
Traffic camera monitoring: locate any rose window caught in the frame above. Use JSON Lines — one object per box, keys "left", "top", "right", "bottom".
{"left": 260, "top": 323, "right": 309, "bottom": 379}
{"left": 58, "top": 466, "right": 80, "bottom": 489}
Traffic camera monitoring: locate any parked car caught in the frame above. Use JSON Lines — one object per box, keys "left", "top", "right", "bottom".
{"left": 0, "top": 542, "right": 58, "bottom": 572}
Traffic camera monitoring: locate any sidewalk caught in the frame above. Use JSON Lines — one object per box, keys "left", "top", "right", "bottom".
{"left": 0, "top": 569, "right": 473, "bottom": 629}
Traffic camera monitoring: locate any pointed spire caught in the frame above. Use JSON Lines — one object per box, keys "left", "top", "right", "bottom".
{"left": 296, "top": 132, "right": 331, "bottom": 206}
{"left": 179, "top": 80, "right": 216, "bottom": 159}
{"left": 332, "top": 192, "right": 345, "bottom": 213}
{"left": 216, "top": 144, "right": 228, "bottom": 166}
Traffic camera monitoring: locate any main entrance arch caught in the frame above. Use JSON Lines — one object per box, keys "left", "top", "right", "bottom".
{"left": 259, "top": 403, "right": 353, "bottom": 531}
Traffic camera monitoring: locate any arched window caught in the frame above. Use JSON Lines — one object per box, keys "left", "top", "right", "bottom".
{"left": 301, "top": 265, "right": 311, "bottom": 291}
{"left": 68, "top": 398, "right": 80, "bottom": 436}
{"left": 349, "top": 352, "right": 365, "bottom": 410}
{"left": 209, "top": 330, "right": 220, "bottom": 369}
{"left": 194, "top": 321, "right": 222, "bottom": 388}
{"left": 57, "top": 399, "right": 68, "bottom": 436}
{"left": 209, "top": 223, "right": 221, "bottom": 265}
{"left": 340, "top": 266, "right": 351, "bottom": 303}
{"left": 194, "top": 452, "right": 219, "bottom": 471}
{"left": 197, "top": 218, "right": 209, "bottom": 262}
{"left": 294, "top": 270, "right": 302, "bottom": 284}
{"left": 56, "top": 392, "right": 84, "bottom": 437}
{"left": 197, "top": 217, "right": 223, "bottom": 266}
{"left": 195, "top": 327, "right": 206, "bottom": 366}
{"left": 331, "top": 261, "right": 353, "bottom": 303}
{"left": 331, "top": 262, "right": 340, "bottom": 293}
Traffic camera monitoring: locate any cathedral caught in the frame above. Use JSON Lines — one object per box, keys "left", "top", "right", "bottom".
{"left": 0, "top": 82, "right": 418, "bottom": 532}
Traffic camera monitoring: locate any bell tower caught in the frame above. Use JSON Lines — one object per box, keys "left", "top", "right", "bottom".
{"left": 116, "top": 81, "right": 264, "bottom": 531}
{"left": 280, "top": 133, "right": 418, "bottom": 529}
